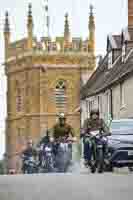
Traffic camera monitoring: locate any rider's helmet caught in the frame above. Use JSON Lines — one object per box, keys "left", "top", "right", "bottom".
{"left": 58, "top": 113, "right": 66, "bottom": 119}
{"left": 90, "top": 108, "right": 100, "bottom": 117}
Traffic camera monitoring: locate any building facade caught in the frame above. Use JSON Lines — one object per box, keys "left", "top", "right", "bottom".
{"left": 81, "top": 0, "right": 133, "bottom": 126}
{"left": 4, "top": 4, "right": 96, "bottom": 171}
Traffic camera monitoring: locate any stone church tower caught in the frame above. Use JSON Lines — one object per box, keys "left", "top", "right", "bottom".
{"left": 4, "top": 4, "right": 96, "bottom": 172}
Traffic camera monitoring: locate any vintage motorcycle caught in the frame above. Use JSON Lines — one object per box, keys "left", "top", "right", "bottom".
{"left": 84, "top": 130, "right": 108, "bottom": 173}
{"left": 55, "top": 137, "right": 73, "bottom": 173}
{"left": 22, "top": 155, "right": 38, "bottom": 174}
{"left": 38, "top": 143, "right": 55, "bottom": 173}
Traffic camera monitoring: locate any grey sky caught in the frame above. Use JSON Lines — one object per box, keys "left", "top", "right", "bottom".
{"left": 0, "top": 0, "right": 127, "bottom": 158}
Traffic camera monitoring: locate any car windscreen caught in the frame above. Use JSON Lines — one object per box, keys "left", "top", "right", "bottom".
{"left": 110, "top": 121, "right": 133, "bottom": 135}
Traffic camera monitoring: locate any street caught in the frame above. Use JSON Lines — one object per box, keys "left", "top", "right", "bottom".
{"left": 0, "top": 172, "right": 133, "bottom": 200}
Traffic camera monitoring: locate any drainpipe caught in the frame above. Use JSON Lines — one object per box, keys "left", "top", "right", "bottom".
{"left": 110, "top": 89, "right": 113, "bottom": 119}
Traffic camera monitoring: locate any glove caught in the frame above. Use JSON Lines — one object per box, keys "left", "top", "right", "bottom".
{"left": 72, "top": 137, "right": 77, "bottom": 142}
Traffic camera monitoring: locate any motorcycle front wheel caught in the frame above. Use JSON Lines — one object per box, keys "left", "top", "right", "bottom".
{"left": 97, "top": 148, "right": 104, "bottom": 173}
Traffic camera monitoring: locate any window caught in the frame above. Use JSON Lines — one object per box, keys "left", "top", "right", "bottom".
{"left": 88, "top": 100, "right": 94, "bottom": 113}
{"left": 86, "top": 100, "right": 90, "bottom": 117}
{"left": 111, "top": 120, "right": 133, "bottom": 132}
{"left": 120, "top": 82, "right": 125, "bottom": 108}
{"left": 108, "top": 51, "right": 113, "bottom": 69}
{"left": 105, "top": 91, "right": 111, "bottom": 119}
{"left": 122, "top": 44, "right": 126, "bottom": 63}
{"left": 107, "top": 92, "right": 111, "bottom": 114}
{"left": 55, "top": 80, "right": 67, "bottom": 112}
{"left": 16, "top": 87, "right": 23, "bottom": 112}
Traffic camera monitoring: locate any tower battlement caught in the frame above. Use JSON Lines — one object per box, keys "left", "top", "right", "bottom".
{"left": 4, "top": 4, "right": 95, "bottom": 62}
{"left": 6, "top": 36, "right": 90, "bottom": 61}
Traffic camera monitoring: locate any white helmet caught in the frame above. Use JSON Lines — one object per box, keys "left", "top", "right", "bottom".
{"left": 58, "top": 113, "right": 66, "bottom": 119}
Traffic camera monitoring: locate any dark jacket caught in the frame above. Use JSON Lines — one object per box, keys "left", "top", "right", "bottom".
{"left": 38, "top": 135, "right": 50, "bottom": 147}
{"left": 83, "top": 118, "right": 110, "bottom": 136}
{"left": 52, "top": 123, "right": 75, "bottom": 139}
{"left": 22, "top": 147, "right": 37, "bottom": 159}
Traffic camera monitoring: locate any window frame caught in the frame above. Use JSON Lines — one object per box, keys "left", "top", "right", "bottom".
{"left": 105, "top": 90, "right": 111, "bottom": 117}
{"left": 55, "top": 80, "right": 67, "bottom": 112}
{"left": 16, "top": 87, "right": 23, "bottom": 113}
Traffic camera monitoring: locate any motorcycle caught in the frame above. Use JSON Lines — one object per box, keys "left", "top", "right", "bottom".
{"left": 22, "top": 155, "right": 38, "bottom": 174}
{"left": 39, "top": 143, "right": 55, "bottom": 173}
{"left": 84, "top": 130, "right": 108, "bottom": 173}
{"left": 55, "top": 137, "right": 73, "bottom": 173}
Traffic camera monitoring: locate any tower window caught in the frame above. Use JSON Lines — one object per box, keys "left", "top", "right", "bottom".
{"left": 55, "top": 80, "right": 67, "bottom": 112}
{"left": 16, "top": 86, "right": 23, "bottom": 112}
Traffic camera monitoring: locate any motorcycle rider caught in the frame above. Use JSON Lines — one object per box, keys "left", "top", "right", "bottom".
{"left": 51, "top": 113, "right": 76, "bottom": 140}
{"left": 51, "top": 113, "right": 76, "bottom": 164}
{"left": 37, "top": 130, "right": 55, "bottom": 168}
{"left": 82, "top": 108, "right": 110, "bottom": 171}
{"left": 21, "top": 139, "right": 37, "bottom": 173}
{"left": 38, "top": 130, "right": 50, "bottom": 147}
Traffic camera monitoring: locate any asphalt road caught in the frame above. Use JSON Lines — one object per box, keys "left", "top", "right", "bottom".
{"left": 0, "top": 173, "right": 133, "bottom": 200}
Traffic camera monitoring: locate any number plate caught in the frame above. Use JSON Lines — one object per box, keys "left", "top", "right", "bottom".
{"left": 128, "top": 150, "right": 133, "bottom": 156}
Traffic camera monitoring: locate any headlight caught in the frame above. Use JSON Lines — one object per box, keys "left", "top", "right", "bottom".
{"left": 108, "top": 152, "right": 112, "bottom": 157}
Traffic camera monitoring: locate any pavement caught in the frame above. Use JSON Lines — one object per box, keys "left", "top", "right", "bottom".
{"left": 0, "top": 171, "right": 133, "bottom": 200}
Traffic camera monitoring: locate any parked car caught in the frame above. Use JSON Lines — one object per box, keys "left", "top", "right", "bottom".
{"left": 107, "top": 119, "right": 133, "bottom": 171}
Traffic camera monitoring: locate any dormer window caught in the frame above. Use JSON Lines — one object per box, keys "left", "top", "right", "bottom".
{"left": 108, "top": 51, "right": 113, "bottom": 69}
{"left": 122, "top": 43, "right": 126, "bottom": 63}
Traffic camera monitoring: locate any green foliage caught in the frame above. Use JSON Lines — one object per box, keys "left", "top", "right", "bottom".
{"left": 0, "top": 160, "right": 5, "bottom": 174}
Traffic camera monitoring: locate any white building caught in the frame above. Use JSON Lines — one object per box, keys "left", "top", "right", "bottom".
{"left": 81, "top": 29, "right": 133, "bottom": 125}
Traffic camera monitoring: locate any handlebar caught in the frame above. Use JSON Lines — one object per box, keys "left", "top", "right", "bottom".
{"left": 54, "top": 136, "right": 77, "bottom": 143}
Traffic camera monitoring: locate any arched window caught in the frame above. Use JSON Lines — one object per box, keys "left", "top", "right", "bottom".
{"left": 55, "top": 80, "right": 67, "bottom": 112}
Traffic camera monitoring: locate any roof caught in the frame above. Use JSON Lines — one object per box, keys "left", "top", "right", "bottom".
{"left": 81, "top": 54, "right": 108, "bottom": 99}
{"left": 107, "top": 34, "right": 122, "bottom": 50}
{"left": 81, "top": 48, "right": 133, "bottom": 99}
{"left": 113, "top": 35, "right": 121, "bottom": 49}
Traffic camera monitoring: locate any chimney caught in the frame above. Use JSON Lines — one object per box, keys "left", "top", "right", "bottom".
{"left": 128, "top": 0, "right": 133, "bottom": 28}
